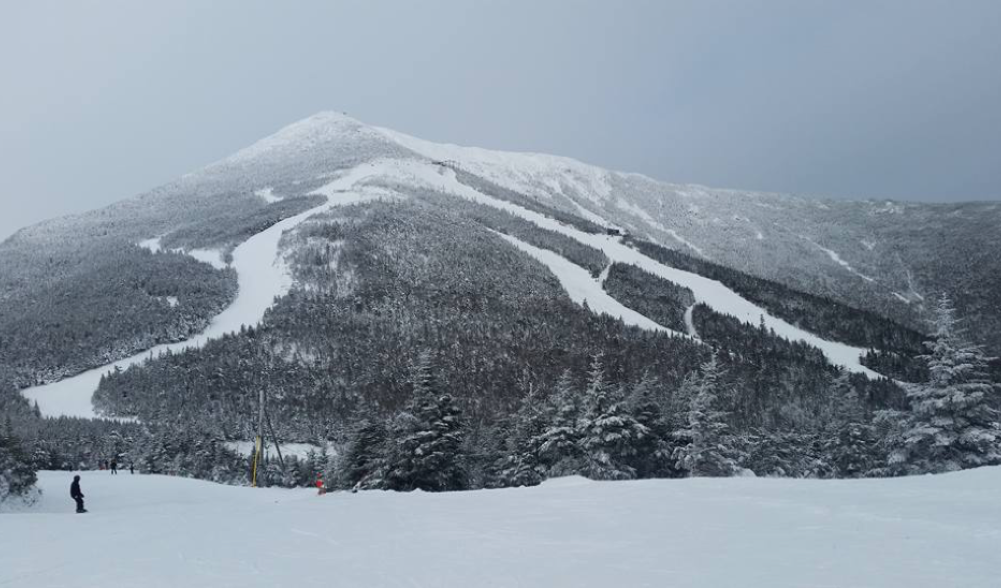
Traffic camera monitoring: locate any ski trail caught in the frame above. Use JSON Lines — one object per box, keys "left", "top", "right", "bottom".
{"left": 684, "top": 305, "right": 699, "bottom": 339}
{"left": 392, "top": 160, "right": 879, "bottom": 376}
{"left": 800, "top": 236, "right": 876, "bottom": 283}
{"left": 21, "top": 165, "right": 388, "bottom": 418}
{"left": 496, "top": 233, "right": 680, "bottom": 336}
{"left": 597, "top": 264, "right": 611, "bottom": 285}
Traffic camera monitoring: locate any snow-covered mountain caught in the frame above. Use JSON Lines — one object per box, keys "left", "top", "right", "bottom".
{"left": 2, "top": 111, "right": 999, "bottom": 482}
{"left": 184, "top": 112, "right": 1001, "bottom": 340}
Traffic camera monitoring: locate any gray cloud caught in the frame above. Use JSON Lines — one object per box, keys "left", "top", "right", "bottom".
{"left": 2, "top": 0, "right": 1000, "bottom": 240}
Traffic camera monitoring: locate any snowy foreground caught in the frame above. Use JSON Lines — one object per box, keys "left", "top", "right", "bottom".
{"left": 5, "top": 470, "right": 1001, "bottom": 587}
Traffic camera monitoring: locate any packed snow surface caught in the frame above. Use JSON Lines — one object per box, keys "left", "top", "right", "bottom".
{"left": 5, "top": 469, "right": 1001, "bottom": 587}
{"left": 21, "top": 164, "right": 393, "bottom": 418}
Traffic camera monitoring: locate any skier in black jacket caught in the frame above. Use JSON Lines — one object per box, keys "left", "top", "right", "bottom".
{"left": 70, "top": 475, "right": 87, "bottom": 513}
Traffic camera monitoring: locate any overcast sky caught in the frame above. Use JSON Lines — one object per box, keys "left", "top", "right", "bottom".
{"left": 2, "top": 1, "right": 1000, "bottom": 240}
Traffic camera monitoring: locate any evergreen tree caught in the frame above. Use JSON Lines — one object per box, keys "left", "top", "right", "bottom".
{"left": 891, "top": 295, "right": 1001, "bottom": 473}
{"left": 673, "top": 354, "right": 740, "bottom": 477}
{"left": 497, "top": 383, "right": 547, "bottom": 487}
{"left": 0, "top": 425, "right": 39, "bottom": 507}
{"left": 577, "top": 358, "right": 648, "bottom": 480}
{"left": 536, "top": 370, "right": 584, "bottom": 476}
{"left": 336, "top": 419, "right": 389, "bottom": 490}
{"left": 827, "top": 371, "right": 876, "bottom": 478}
{"left": 625, "top": 372, "right": 680, "bottom": 478}
{"left": 383, "top": 352, "right": 468, "bottom": 491}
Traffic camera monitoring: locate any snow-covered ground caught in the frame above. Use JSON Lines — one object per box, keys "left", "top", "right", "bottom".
{"left": 20, "top": 165, "right": 393, "bottom": 419}
{"left": 5, "top": 469, "right": 1001, "bottom": 587}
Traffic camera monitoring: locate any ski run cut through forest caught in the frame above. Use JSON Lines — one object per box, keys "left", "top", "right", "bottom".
{"left": 19, "top": 164, "right": 388, "bottom": 418}
{"left": 21, "top": 157, "right": 879, "bottom": 418}
{"left": 3, "top": 468, "right": 1000, "bottom": 588}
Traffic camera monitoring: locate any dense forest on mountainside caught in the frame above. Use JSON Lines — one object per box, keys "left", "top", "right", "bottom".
{"left": 624, "top": 236, "right": 928, "bottom": 357}
{"left": 160, "top": 194, "right": 325, "bottom": 253}
{"left": 80, "top": 199, "right": 921, "bottom": 488}
{"left": 0, "top": 192, "right": 324, "bottom": 390}
{"left": 0, "top": 250, "right": 236, "bottom": 389}
{"left": 602, "top": 263, "right": 694, "bottom": 332}
{"left": 93, "top": 200, "right": 704, "bottom": 435}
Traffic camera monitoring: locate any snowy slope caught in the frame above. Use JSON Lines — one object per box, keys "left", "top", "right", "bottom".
{"left": 20, "top": 164, "right": 395, "bottom": 418}
{"left": 5, "top": 469, "right": 1001, "bottom": 587}
{"left": 360, "top": 159, "right": 879, "bottom": 375}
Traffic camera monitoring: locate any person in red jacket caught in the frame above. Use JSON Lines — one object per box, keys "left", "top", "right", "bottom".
{"left": 315, "top": 475, "right": 326, "bottom": 495}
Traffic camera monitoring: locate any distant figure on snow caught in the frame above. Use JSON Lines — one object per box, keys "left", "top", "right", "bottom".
{"left": 71, "top": 475, "right": 87, "bottom": 513}
{"left": 315, "top": 475, "right": 326, "bottom": 496}
{"left": 130, "top": 463, "right": 135, "bottom": 475}
{"left": 110, "top": 459, "right": 118, "bottom": 475}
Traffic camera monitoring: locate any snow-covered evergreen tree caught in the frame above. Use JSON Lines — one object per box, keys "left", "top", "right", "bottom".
{"left": 673, "top": 354, "right": 740, "bottom": 477}
{"left": 827, "top": 371, "right": 877, "bottom": 478}
{"left": 625, "top": 372, "right": 680, "bottom": 478}
{"left": 536, "top": 370, "right": 584, "bottom": 476}
{"left": 891, "top": 295, "right": 1001, "bottom": 473}
{"left": 497, "top": 383, "right": 547, "bottom": 487}
{"left": 336, "top": 419, "right": 389, "bottom": 490}
{"left": 383, "top": 352, "right": 468, "bottom": 492}
{"left": 577, "top": 358, "right": 648, "bottom": 480}
{"left": 0, "top": 425, "right": 39, "bottom": 508}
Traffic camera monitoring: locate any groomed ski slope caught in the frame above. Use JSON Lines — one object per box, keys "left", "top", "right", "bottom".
{"left": 20, "top": 164, "right": 392, "bottom": 419}
{"left": 5, "top": 469, "right": 1001, "bottom": 588}
{"left": 382, "top": 159, "right": 879, "bottom": 376}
